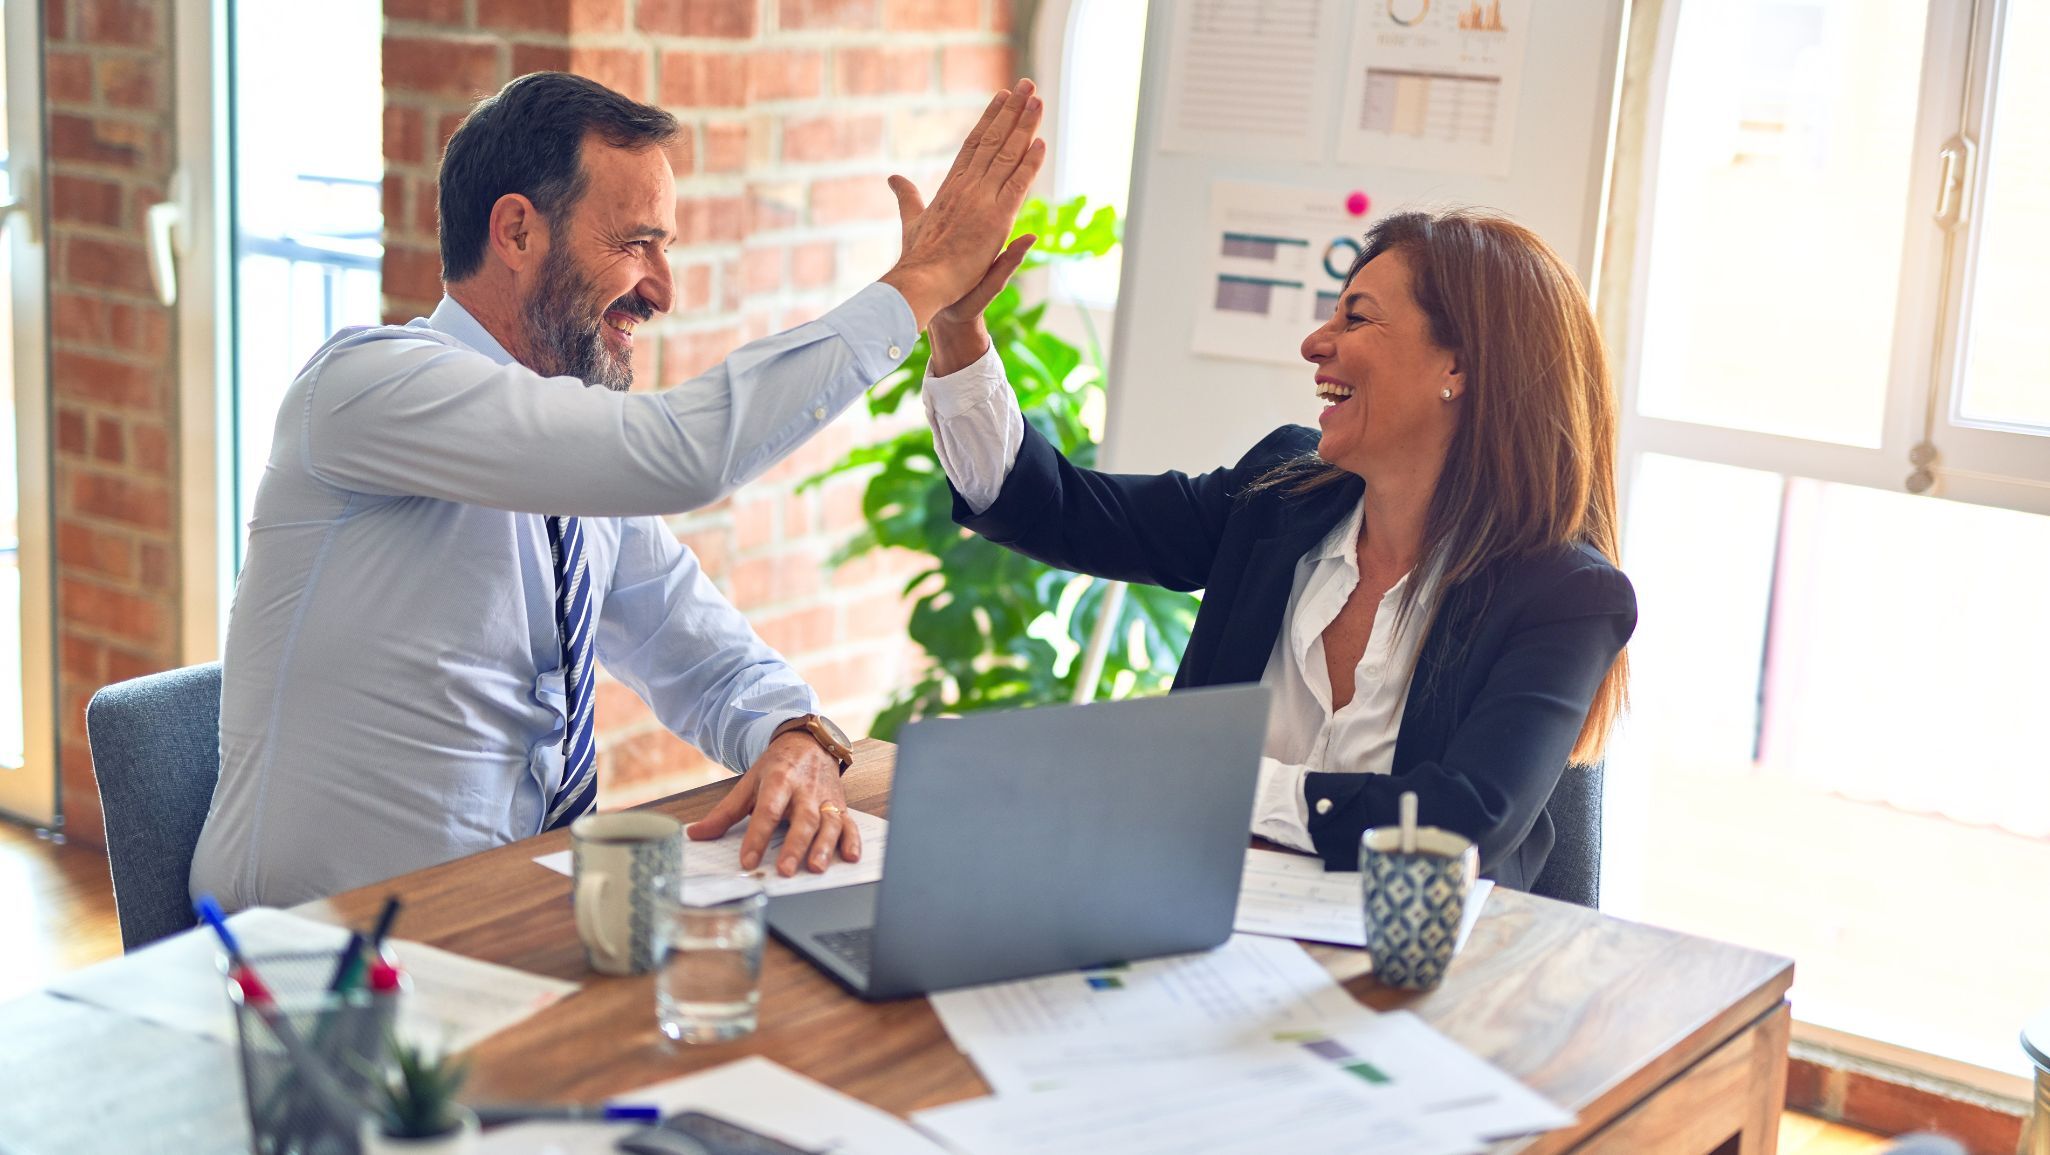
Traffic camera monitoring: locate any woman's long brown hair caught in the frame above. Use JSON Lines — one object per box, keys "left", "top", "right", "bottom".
{"left": 1258, "top": 209, "right": 1628, "bottom": 764}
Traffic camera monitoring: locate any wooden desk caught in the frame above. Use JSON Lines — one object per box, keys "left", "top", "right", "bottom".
{"left": 300, "top": 741, "right": 1795, "bottom": 1154}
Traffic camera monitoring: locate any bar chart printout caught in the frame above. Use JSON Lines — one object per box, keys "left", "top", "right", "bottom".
{"left": 1338, "top": 0, "right": 1533, "bottom": 175}
{"left": 1195, "top": 181, "right": 1376, "bottom": 368}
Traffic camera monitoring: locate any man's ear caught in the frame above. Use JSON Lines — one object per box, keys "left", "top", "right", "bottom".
{"left": 486, "top": 193, "right": 544, "bottom": 273}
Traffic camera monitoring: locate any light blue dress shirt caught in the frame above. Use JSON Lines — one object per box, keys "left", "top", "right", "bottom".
{"left": 190, "top": 285, "right": 917, "bottom": 910}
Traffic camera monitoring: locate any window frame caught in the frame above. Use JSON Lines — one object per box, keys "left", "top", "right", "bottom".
{"left": 0, "top": 0, "right": 58, "bottom": 826}
{"left": 1607, "top": 0, "right": 2046, "bottom": 520}
{"left": 172, "top": 0, "right": 234, "bottom": 664}
{"left": 1919, "top": 0, "right": 2050, "bottom": 507}
{"left": 1606, "top": 0, "right": 1982, "bottom": 509}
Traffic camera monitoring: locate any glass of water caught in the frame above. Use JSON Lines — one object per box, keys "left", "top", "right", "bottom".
{"left": 655, "top": 874, "right": 766, "bottom": 1045}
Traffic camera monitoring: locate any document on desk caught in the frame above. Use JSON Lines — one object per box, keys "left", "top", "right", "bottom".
{"left": 928, "top": 933, "right": 1379, "bottom": 1095}
{"left": 1301, "top": 1011, "right": 1575, "bottom": 1142}
{"left": 1236, "top": 848, "right": 1494, "bottom": 953}
{"left": 913, "top": 1053, "right": 1478, "bottom": 1155}
{"left": 0, "top": 992, "right": 250, "bottom": 1155}
{"left": 475, "top": 1056, "right": 950, "bottom": 1155}
{"left": 532, "top": 807, "right": 887, "bottom": 901}
{"left": 46, "top": 906, "right": 576, "bottom": 1053}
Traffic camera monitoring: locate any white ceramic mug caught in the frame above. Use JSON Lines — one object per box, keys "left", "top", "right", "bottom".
{"left": 570, "top": 812, "right": 682, "bottom": 976}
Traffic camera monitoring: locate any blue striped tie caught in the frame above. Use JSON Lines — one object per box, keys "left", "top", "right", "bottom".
{"left": 543, "top": 515, "right": 597, "bottom": 831}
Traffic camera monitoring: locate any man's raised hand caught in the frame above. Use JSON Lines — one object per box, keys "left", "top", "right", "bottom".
{"left": 880, "top": 79, "right": 1047, "bottom": 330}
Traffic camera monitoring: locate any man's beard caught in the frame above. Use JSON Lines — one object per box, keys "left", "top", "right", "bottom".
{"left": 520, "top": 244, "right": 649, "bottom": 392}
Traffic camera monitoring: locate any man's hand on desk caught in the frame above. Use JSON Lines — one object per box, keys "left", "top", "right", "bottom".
{"left": 685, "top": 733, "right": 863, "bottom": 877}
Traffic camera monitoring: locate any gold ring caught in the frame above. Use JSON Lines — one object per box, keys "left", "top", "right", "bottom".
{"left": 819, "top": 803, "right": 843, "bottom": 816}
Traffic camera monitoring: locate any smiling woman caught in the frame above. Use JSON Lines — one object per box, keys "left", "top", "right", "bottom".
{"left": 918, "top": 206, "right": 1635, "bottom": 894}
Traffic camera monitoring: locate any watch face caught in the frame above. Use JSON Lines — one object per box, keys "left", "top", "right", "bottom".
{"left": 817, "top": 715, "right": 851, "bottom": 747}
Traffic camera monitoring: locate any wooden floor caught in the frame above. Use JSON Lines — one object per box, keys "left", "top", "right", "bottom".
{"left": 1779, "top": 1112, "right": 1891, "bottom": 1154}
{"left": 0, "top": 818, "right": 1893, "bottom": 1153}
{"left": 0, "top": 819, "right": 122, "bottom": 1002}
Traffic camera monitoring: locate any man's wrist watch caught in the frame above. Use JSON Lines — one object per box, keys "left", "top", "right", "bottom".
{"left": 773, "top": 713, "right": 854, "bottom": 774}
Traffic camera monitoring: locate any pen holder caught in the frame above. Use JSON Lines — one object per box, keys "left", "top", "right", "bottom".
{"left": 226, "top": 950, "right": 397, "bottom": 1155}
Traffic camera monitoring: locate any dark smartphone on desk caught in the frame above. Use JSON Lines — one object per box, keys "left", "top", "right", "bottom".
{"left": 615, "top": 1110, "right": 821, "bottom": 1155}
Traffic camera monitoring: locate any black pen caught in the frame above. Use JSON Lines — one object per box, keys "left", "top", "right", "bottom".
{"left": 368, "top": 895, "right": 403, "bottom": 950}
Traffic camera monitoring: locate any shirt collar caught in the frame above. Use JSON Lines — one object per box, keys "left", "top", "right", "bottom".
{"left": 1304, "top": 498, "right": 1429, "bottom": 601}
{"left": 426, "top": 295, "right": 519, "bottom": 367}
{"left": 1309, "top": 498, "right": 1364, "bottom": 566}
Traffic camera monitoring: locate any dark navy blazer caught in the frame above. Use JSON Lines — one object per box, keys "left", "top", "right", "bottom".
{"left": 953, "top": 422, "right": 1638, "bottom": 889}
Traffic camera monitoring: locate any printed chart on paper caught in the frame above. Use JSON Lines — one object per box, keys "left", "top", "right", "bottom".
{"left": 1338, "top": 0, "right": 1533, "bottom": 175}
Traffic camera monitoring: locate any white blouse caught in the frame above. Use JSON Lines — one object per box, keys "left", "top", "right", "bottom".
{"left": 923, "top": 346, "right": 1435, "bottom": 851}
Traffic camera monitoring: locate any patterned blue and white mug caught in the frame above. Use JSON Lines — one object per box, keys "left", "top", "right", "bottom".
{"left": 1360, "top": 825, "right": 1480, "bottom": 991}
{"left": 571, "top": 812, "right": 682, "bottom": 976}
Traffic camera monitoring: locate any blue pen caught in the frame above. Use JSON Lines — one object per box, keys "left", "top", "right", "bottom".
{"left": 472, "top": 1104, "right": 662, "bottom": 1127}
{"left": 195, "top": 894, "right": 244, "bottom": 962}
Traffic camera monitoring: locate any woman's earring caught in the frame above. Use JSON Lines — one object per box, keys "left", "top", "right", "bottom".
{"left": 1440, "top": 388, "right": 1454, "bottom": 401}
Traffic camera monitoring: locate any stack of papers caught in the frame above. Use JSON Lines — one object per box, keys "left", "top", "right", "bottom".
{"left": 47, "top": 906, "right": 577, "bottom": 1053}
{"left": 916, "top": 934, "right": 1570, "bottom": 1155}
{"left": 534, "top": 808, "right": 887, "bottom": 902}
{"left": 1236, "top": 848, "right": 1495, "bottom": 952}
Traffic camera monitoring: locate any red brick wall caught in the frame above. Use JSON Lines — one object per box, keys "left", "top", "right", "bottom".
{"left": 381, "top": 0, "right": 1015, "bottom": 805}
{"left": 44, "top": 0, "right": 182, "bottom": 845}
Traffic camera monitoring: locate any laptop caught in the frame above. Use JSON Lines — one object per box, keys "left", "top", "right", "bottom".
{"left": 767, "top": 684, "right": 1272, "bottom": 1000}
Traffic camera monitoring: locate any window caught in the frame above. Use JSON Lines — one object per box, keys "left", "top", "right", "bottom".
{"left": 1604, "top": 0, "right": 2049, "bottom": 1084}
{"left": 1039, "top": 0, "right": 1149, "bottom": 310}
{"left": 228, "top": 2, "right": 384, "bottom": 569}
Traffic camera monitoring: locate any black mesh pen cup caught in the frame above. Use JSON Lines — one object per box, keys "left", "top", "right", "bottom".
{"left": 224, "top": 950, "right": 397, "bottom": 1155}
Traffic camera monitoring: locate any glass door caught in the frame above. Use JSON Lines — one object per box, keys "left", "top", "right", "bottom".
{"left": 0, "top": 0, "right": 57, "bottom": 826}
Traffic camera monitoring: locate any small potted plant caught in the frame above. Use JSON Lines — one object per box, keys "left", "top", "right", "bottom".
{"left": 359, "top": 1036, "right": 478, "bottom": 1154}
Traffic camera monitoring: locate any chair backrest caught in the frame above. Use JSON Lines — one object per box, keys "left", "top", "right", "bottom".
{"left": 1528, "top": 763, "right": 1603, "bottom": 909}
{"left": 85, "top": 662, "right": 223, "bottom": 951}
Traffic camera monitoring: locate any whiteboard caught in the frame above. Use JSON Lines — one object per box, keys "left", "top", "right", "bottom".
{"left": 1101, "top": 0, "right": 1628, "bottom": 474}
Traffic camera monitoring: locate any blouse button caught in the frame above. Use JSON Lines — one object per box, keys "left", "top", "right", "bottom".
{"left": 888, "top": 344, "right": 904, "bottom": 359}
{"left": 1314, "top": 798, "right": 1334, "bottom": 815}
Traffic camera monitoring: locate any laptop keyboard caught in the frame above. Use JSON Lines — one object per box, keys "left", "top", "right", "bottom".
{"left": 814, "top": 927, "right": 875, "bottom": 977}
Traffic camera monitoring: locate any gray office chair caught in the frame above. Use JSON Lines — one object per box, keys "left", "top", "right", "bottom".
{"left": 1528, "top": 763, "right": 1603, "bottom": 909}
{"left": 84, "top": 662, "right": 223, "bottom": 951}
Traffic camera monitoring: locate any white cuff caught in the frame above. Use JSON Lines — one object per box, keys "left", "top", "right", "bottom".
{"left": 922, "top": 344, "right": 1023, "bottom": 516}
{"left": 1250, "top": 756, "right": 1316, "bottom": 853}
{"left": 922, "top": 342, "right": 1007, "bottom": 417}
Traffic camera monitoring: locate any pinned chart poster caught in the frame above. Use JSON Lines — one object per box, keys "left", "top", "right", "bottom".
{"left": 1194, "top": 181, "right": 1378, "bottom": 368}
{"left": 1157, "top": 0, "right": 1328, "bottom": 160}
{"left": 1337, "top": 0, "right": 1534, "bottom": 175}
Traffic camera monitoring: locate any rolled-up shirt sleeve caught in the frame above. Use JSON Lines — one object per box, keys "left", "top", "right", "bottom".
{"left": 922, "top": 343, "right": 1024, "bottom": 515}
{"left": 304, "top": 282, "right": 918, "bottom": 517}
{"left": 595, "top": 516, "right": 820, "bottom": 774}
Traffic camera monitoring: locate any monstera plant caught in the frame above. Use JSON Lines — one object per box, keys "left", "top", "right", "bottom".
{"left": 805, "top": 196, "right": 1199, "bottom": 738}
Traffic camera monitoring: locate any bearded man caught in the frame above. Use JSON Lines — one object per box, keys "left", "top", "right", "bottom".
{"left": 191, "top": 71, "right": 1044, "bottom": 908}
